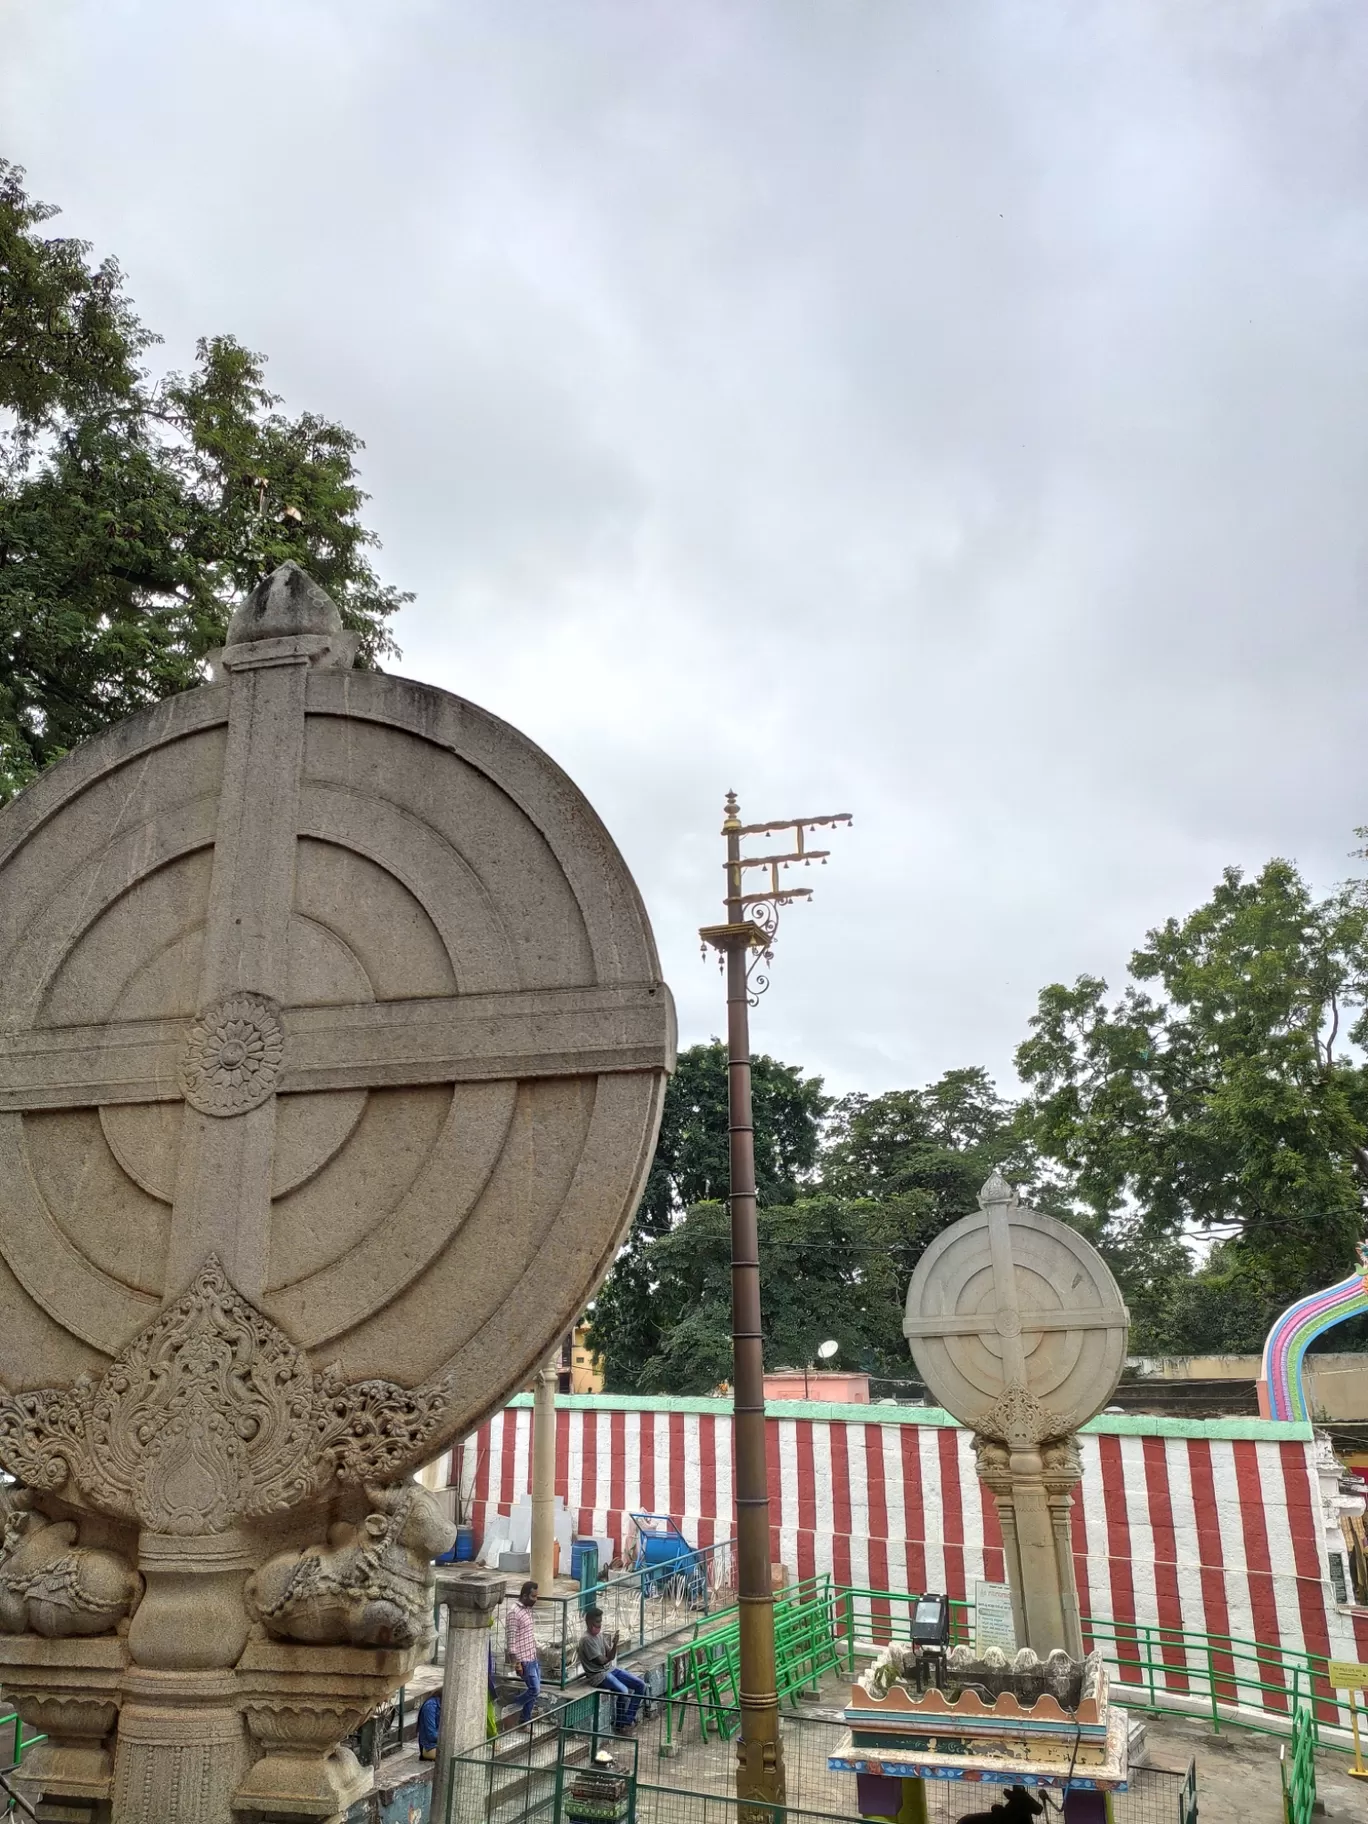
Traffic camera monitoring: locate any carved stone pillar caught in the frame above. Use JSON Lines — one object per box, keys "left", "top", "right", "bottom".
{"left": 429, "top": 1570, "right": 506, "bottom": 1824}
{"left": 971, "top": 1437, "right": 1025, "bottom": 1652}
{"left": 233, "top": 1641, "right": 421, "bottom": 1821}
{"left": 904, "top": 1174, "right": 1127, "bottom": 1664}
{"left": 972, "top": 1427, "right": 1083, "bottom": 1659}
{"left": 1042, "top": 1437, "right": 1084, "bottom": 1660}
{"left": 108, "top": 1531, "right": 256, "bottom": 1823}
{"left": 110, "top": 1673, "right": 247, "bottom": 1824}
{"left": 0, "top": 1635, "right": 126, "bottom": 1824}
{"left": 0, "top": 1267, "right": 456, "bottom": 1824}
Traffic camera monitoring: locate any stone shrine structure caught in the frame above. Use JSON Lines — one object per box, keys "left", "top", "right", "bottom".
{"left": 0, "top": 565, "right": 675, "bottom": 1822}
{"left": 903, "top": 1173, "right": 1129, "bottom": 1657}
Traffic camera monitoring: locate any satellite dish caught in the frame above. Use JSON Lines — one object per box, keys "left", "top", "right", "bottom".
{"left": 816, "top": 1339, "right": 839, "bottom": 1361}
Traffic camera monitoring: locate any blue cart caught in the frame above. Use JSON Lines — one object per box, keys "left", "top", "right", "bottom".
{"left": 629, "top": 1512, "right": 708, "bottom": 1603}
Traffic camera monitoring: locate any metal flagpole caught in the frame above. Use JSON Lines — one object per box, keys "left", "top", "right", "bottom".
{"left": 701, "top": 792, "right": 850, "bottom": 1815}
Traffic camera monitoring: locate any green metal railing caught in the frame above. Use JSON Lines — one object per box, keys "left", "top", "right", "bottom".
{"left": 0, "top": 1707, "right": 44, "bottom": 1816}
{"left": 1281, "top": 1706, "right": 1317, "bottom": 1824}
{"left": 449, "top": 1695, "right": 1197, "bottom": 1824}
{"left": 838, "top": 1585, "right": 1368, "bottom": 1752}
{"left": 836, "top": 1587, "right": 974, "bottom": 1664}
{"left": 662, "top": 1578, "right": 842, "bottom": 1744}
{"left": 511, "top": 1539, "right": 736, "bottom": 1686}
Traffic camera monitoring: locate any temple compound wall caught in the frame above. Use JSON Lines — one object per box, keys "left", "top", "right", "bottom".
{"left": 441, "top": 1394, "right": 1368, "bottom": 1673}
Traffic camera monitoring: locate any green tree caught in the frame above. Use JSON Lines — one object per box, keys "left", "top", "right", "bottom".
{"left": 596, "top": 1062, "right": 1038, "bottom": 1395}
{"left": 588, "top": 1040, "right": 828, "bottom": 1390}
{"left": 633, "top": 1191, "right": 948, "bottom": 1396}
{"left": 1017, "top": 858, "right": 1368, "bottom": 1351}
{"left": 822, "top": 1066, "right": 1030, "bottom": 1213}
{"left": 0, "top": 161, "right": 407, "bottom": 796}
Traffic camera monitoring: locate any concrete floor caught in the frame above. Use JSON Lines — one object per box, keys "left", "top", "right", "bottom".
{"left": 1139, "top": 1711, "right": 1368, "bottom": 1824}
{"left": 385, "top": 1651, "right": 1368, "bottom": 1823}
{"left": 623, "top": 1674, "right": 1368, "bottom": 1824}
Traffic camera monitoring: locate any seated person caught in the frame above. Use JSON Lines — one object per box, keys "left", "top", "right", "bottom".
{"left": 576, "top": 1607, "right": 647, "bottom": 1732}
{"left": 417, "top": 1692, "right": 441, "bottom": 1762}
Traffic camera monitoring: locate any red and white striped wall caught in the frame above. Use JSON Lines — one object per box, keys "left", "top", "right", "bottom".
{"left": 442, "top": 1395, "right": 1368, "bottom": 1675}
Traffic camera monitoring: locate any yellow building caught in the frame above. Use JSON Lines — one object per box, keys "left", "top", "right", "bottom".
{"left": 560, "top": 1322, "right": 603, "bottom": 1394}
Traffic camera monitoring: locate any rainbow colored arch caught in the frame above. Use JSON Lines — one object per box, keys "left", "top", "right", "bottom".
{"left": 1258, "top": 1245, "right": 1368, "bottom": 1422}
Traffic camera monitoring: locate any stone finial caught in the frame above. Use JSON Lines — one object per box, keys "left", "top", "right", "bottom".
{"left": 978, "top": 1169, "right": 1017, "bottom": 1208}
{"left": 225, "top": 562, "right": 356, "bottom": 667}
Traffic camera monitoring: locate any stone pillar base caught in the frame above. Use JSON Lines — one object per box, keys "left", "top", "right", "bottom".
{"left": 232, "top": 1638, "right": 422, "bottom": 1822}
{"left": 0, "top": 1633, "right": 125, "bottom": 1824}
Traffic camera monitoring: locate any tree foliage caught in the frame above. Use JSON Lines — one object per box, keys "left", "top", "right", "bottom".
{"left": 593, "top": 853, "right": 1368, "bottom": 1392}
{"left": 1017, "top": 858, "right": 1368, "bottom": 1351}
{"left": 589, "top": 1059, "right": 1022, "bottom": 1393}
{"left": 632, "top": 1192, "right": 957, "bottom": 1396}
{"left": 822, "top": 1067, "right": 1030, "bottom": 1211}
{"left": 588, "top": 1041, "right": 828, "bottom": 1390}
{"left": 0, "top": 161, "right": 407, "bottom": 797}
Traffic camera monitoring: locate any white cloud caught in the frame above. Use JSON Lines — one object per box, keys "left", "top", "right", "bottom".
{"left": 5, "top": 0, "right": 1368, "bottom": 1095}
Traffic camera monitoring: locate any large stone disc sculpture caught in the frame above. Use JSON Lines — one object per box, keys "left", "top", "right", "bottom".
{"left": 0, "top": 565, "right": 675, "bottom": 1823}
{"left": 903, "top": 1172, "right": 1128, "bottom": 1658}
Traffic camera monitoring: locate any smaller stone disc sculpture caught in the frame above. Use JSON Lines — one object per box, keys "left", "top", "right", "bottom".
{"left": 903, "top": 1173, "right": 1129, "bottom": 1657}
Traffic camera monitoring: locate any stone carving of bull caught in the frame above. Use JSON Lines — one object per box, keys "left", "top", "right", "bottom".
{"left": 245, "top": 1480, "right": 456, "bottom": 1650}
{"left": 0, "top": 1502, "right": 143, "bottom": 1638}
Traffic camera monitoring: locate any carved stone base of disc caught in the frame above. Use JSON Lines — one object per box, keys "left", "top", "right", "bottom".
{"left": 232, "top": 1638, "right": 421, "bottom": 1821}
{"left": 0, "top": 1632, "right": 125, "bottom": 1822}
{"left": 111, "top": 1671, "right": 249, "bottom": 1824}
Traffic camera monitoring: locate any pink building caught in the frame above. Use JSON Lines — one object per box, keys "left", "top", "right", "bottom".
{"left": 763, "top": 1370, "right": 870, "bottom": 1404}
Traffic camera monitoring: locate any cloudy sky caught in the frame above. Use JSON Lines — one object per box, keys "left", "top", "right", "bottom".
{"left": 5, "top": 1, "right": 1367, "bottom": 1099}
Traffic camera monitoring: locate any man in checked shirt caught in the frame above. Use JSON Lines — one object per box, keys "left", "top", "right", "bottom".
{"left": 505, "top": 1580, "right": 542, "bottom": 1722}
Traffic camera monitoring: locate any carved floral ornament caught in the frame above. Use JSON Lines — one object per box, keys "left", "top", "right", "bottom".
{"left": 0, "top": 1259, "right": 454, "bottom": 1535}
{"left": 180, "top": 991, "right": 285, "bottom": 1117}
{"left": 971, "top": 1380, "right": 1079, "bottom": 1450}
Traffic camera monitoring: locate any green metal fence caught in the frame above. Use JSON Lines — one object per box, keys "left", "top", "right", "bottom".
{"left": 838, "top": 1584, "right": 1368, "bottom": 1749}
{"left": 664, "top": 1578, "right": 841, "bottom": 1733}
{"left": 447, "top": 1700, "right": 1196, "bottom": 1824}
{"left": 0, "top": 1706, "right": 44, "bottom": 1817}
{"left": 511, "top": 1540, "right": 737, "bottom": 1686}
{"left": 1280, "top": 1706, "right": 1317, "bottom": 1824}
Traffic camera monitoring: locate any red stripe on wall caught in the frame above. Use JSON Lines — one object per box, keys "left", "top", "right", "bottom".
{"left": 936, "top": 1428, "right": 966, "bottom": 1601}
{"left": 865, "top": 1426, "right": 892, "bottom": 1641}
{"left": 668, "top": 1412, "right": 686, "bottom": 1521}
{"left": 978, "top": 1476, "right": 1005, "bottom": 1586}
{"left": 900, "top": 1428, "right": 926, "bottom": 1592}
{"left": 797, "top": 1422, "right": 817, "bottom": 1538}
{"left": 499, "top": 1411, "right": 517, "bottom": 1510}
{"left": 582, "top": 1409, "right": 599, "bottom": 1521}
{"left": 1232, "top": 1441, "right": 1287, "bottom": 1713}
{"left": 1188, "top": 1441, "right": 1237, "bottom": 1704}
{"left": 830, "top": 1423, "right": 853, "bottom": 1591}
{"left": 797, "top": 1525, "right": 816, "bottom": 1584}
{"left": 555, "top": 1410, "right": 570, "bottom": 1505}
{"left": 765, "top": 1417, "right": 780, "bottom": 1566}
{"left": 1142, "top": 1438, "right": 1187, "bottom": 1692}
{"left": 1097, "top": 1435, "right": 1137, "bottom": 1685}
{"left": 1279, "top": 1441, "right": 1336, "bottom": 1723}
{"left": 610, "top": 1411, "right": 627, "bottom": 1527}
{"left": 698, "top": 1416, "right": 717, "bottom": 1550}
{"left": 639, "top": 1412, "right": 655, "bottom": 1515}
